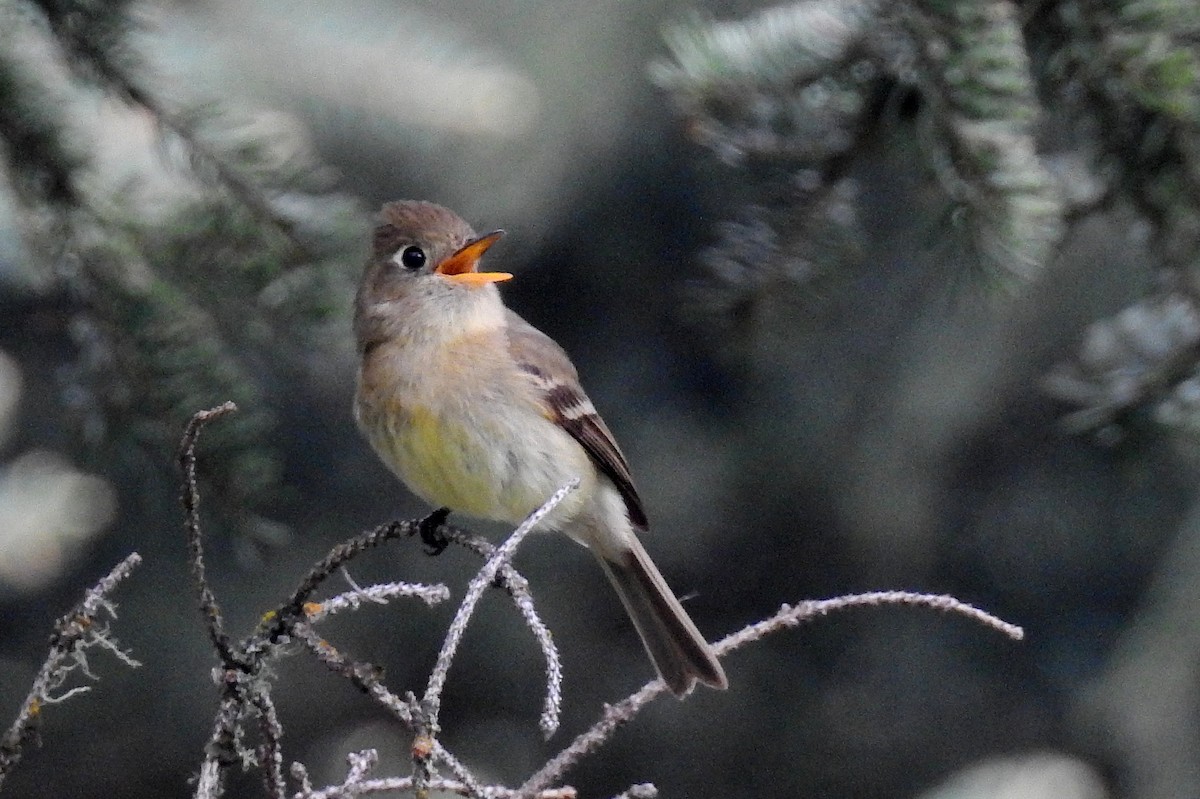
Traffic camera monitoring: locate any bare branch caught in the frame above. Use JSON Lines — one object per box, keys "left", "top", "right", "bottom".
{"left": 250, "top": 689, "right": 286, "bottom": 799}
{"left": 196, "top": 694, "right": 242, "bottom": 799}
{"left": 294, "top": 748, "right": 579, "bottom": 799}
{"left": 435, "top": 526, "right": 564, "bottom": 738}
{"left": 0, "top": 552, "right": 143, "bottom": 790}
{"left": 303, "top": 581, "right": 451, "bottom": 621}
{"left": 422, "top": 479, "right": 580, "bottom": 735}
{"left": 247, "top": 519, "right": 426, "bottom": 658}
{"left": 518, "top": 682, "right": 662, "bottom": 798}
{"left": 520, "top": 589, "right": 1023, "bottom": 796}
{"left": 714, "top": 591, "right": 1025, "bottom": 654}
{"left": 293, "top": 624, "right": 414, "bottom": 729}
{"left": 178, "top": 401, "right": 241, "bottom": 668}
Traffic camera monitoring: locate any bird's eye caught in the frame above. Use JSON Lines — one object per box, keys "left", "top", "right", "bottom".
{"left": 397, "top": 246, "right": 426, "bottom": 270}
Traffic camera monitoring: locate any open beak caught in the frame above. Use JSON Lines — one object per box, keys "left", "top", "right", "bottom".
{"left": 435, "top": 230, "right": 511, "bottom": 286}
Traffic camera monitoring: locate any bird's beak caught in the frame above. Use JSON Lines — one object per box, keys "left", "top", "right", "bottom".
{"left": 435, "top": 230, "right": 512, "bottom": 286}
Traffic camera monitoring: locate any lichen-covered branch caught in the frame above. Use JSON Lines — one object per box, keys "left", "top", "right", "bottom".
{"left": 519, "top": 590, "right": 1023, "bottom": 796}
{"left": 0, "top": 552, "right": 142, "bottom": 791}
{"left": 178, "top": 405, "right": 572, "bottom": 799}
{"left": 175, "top": 404, "right": 1024, "bottom": 799}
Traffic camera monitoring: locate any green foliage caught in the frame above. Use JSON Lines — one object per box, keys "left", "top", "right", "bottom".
{"left": 0, "top": 0, "right": 363, "bottom": 516}
{"left": 652, "top": 0, "right": 1200, "bottom": 440}
{"left": 1104, "top": 0, "right": 1200, "bottom": 124}
{"left": 901, "top": 0, "right": 1063, "bottom": 287}
{"left": 0, "top": 38, "right": 82, "bottom": 207}
{"left": 653, "top": 0, "right": 1064, "bottom": 294}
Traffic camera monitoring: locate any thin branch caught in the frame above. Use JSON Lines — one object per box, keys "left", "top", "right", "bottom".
{"left": 715, "top": 591, "right": 1025, "bottom": 652}
{"left": 303, "top": 581, "right": 451, "bottom": 620}
{"left": 293, "top": 624, "right": 414, "bottom": 729}
{"left": 518, "top": 683, "right": 663, "bottom": 798}
{"left": 430, "top": 739, "right": 488, "bottom": 798}
{"left": 196, "top": 694, "right": 242, "bottom": 799}
{"left": 519, "top": 589, "right": 1023, "bottom": 796}
{"left": 178, "top": 401, "right": 241, "bottom": 668}
{"left": 293, "top": 749, "right": 579, "bottom": 799}
{"left": 0, "top": 552, "right": 143, "bottom": 791}
{"left": 422, "top": 479, "right": 580, "bottom": 735}
{"left": 249, "top": 519, "right": 417, "bottom": 652}
{"left": 250, "top": 688, "right": 286, "bottom": 799}
{"left": 436, "top": 526, "right": 564, "bottom": 738}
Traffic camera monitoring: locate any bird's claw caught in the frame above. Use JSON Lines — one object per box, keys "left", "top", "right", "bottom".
{"left": 415, "top": 507, "right": 451, "bottom": 555}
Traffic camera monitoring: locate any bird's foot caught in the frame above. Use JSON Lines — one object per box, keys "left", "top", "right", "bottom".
{"left": 415, "top": 507, "right": 451, "bottom": 555}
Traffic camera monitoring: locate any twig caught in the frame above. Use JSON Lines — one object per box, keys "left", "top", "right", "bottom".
{"left": 250, "top": 688, "right": 286, "bottom": 799}
{"left": 178, "top": 400, "right": 241, "bottom": 668}
{"left": 436, "top": 526, "right": 564, "bottom": 738}
{"left": 250, "top": 519, "right": 419, "bottom": 652}
{"left": 518, "top": 683, "right": 663, "bottom": 798}
{"left": 293, "top": 749, "right": 579, "bottom": 799}
{"left": 293, "top": 625, "right": 414, "bottom": 729}
{"left": 0, "top": 552, "right": 143, "bottom": 790}
{"left": 303, "top": 581, "right": 451, "bottom": 621}
{"left": 430, "top": 739, "right": 488, "bottom": 798}
{"left": 519, "top": 590, "right": 1023, "bottom": 796}
{"left": 422, "top": 479, "right": 580, "bottom": 735}
{"left": 717, "top": 591, "right": 1025, "bottom": 652}
{"left": 196, "top": 694, "right": 243, "bottom": 799}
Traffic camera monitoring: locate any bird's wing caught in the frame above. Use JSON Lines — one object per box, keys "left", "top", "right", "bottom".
{"left": 504, "top": 309, "right": 648, "bottom": 529}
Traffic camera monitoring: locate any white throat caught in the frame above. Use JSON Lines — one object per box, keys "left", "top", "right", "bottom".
{"left": 391, "top": 279, "right": 506, "bottom": 347}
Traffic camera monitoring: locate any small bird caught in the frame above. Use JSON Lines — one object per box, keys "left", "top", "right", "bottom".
{"left": 353, "top": 200, "right": 727, "bottom": 696}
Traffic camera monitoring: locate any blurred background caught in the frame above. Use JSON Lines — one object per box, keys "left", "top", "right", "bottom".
{"left": 1, "top": 0, "right": 1198, "bottom": 797}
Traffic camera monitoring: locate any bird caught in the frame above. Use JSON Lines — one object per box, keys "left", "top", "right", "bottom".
{"left": 352, "top": 200, "right": 727, "bottom": 696}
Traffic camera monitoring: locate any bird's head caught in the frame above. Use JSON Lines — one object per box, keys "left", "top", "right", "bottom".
{"left": 355, "top": 200, "right": 510, "bottom": 350}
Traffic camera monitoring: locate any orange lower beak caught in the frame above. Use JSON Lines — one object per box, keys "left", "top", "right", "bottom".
{"left": 435, "top": 230, "right": 512, "bottom": 286}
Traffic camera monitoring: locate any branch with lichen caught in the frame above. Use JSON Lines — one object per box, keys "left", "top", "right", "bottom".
{"left": 178, "top": 404, "right": 570, "bottom": 799}
{"left": 175, "top": 403, "right": 1024, "bottom": 799}
{"left": 518, "top": 591, "right": 1023, "bottom": 797}
{"left": 0, "top": 552, "right": 142, "bottom": 792}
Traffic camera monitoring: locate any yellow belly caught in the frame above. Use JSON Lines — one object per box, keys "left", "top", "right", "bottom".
{"left": 387, "top": 404, "right": 506, "bottom": 517}
{"left": 354, "top": 328, "right": 593, "bottom": 526}
{"left": 362, "top": 400, "right": 587, "bottom": 525}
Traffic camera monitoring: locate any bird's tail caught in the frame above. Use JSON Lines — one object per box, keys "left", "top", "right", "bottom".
{"left": 595, "top": 538, "right": 728, "bottom": 696}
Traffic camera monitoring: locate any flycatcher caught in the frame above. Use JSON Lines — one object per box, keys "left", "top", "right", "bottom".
{"left": 353, "top": 200, "right": 727, "bottom": 696}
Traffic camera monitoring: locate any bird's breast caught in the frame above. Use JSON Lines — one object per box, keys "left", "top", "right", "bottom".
{"left": 355, "top": 334, "right": 592, "bottom": 525}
